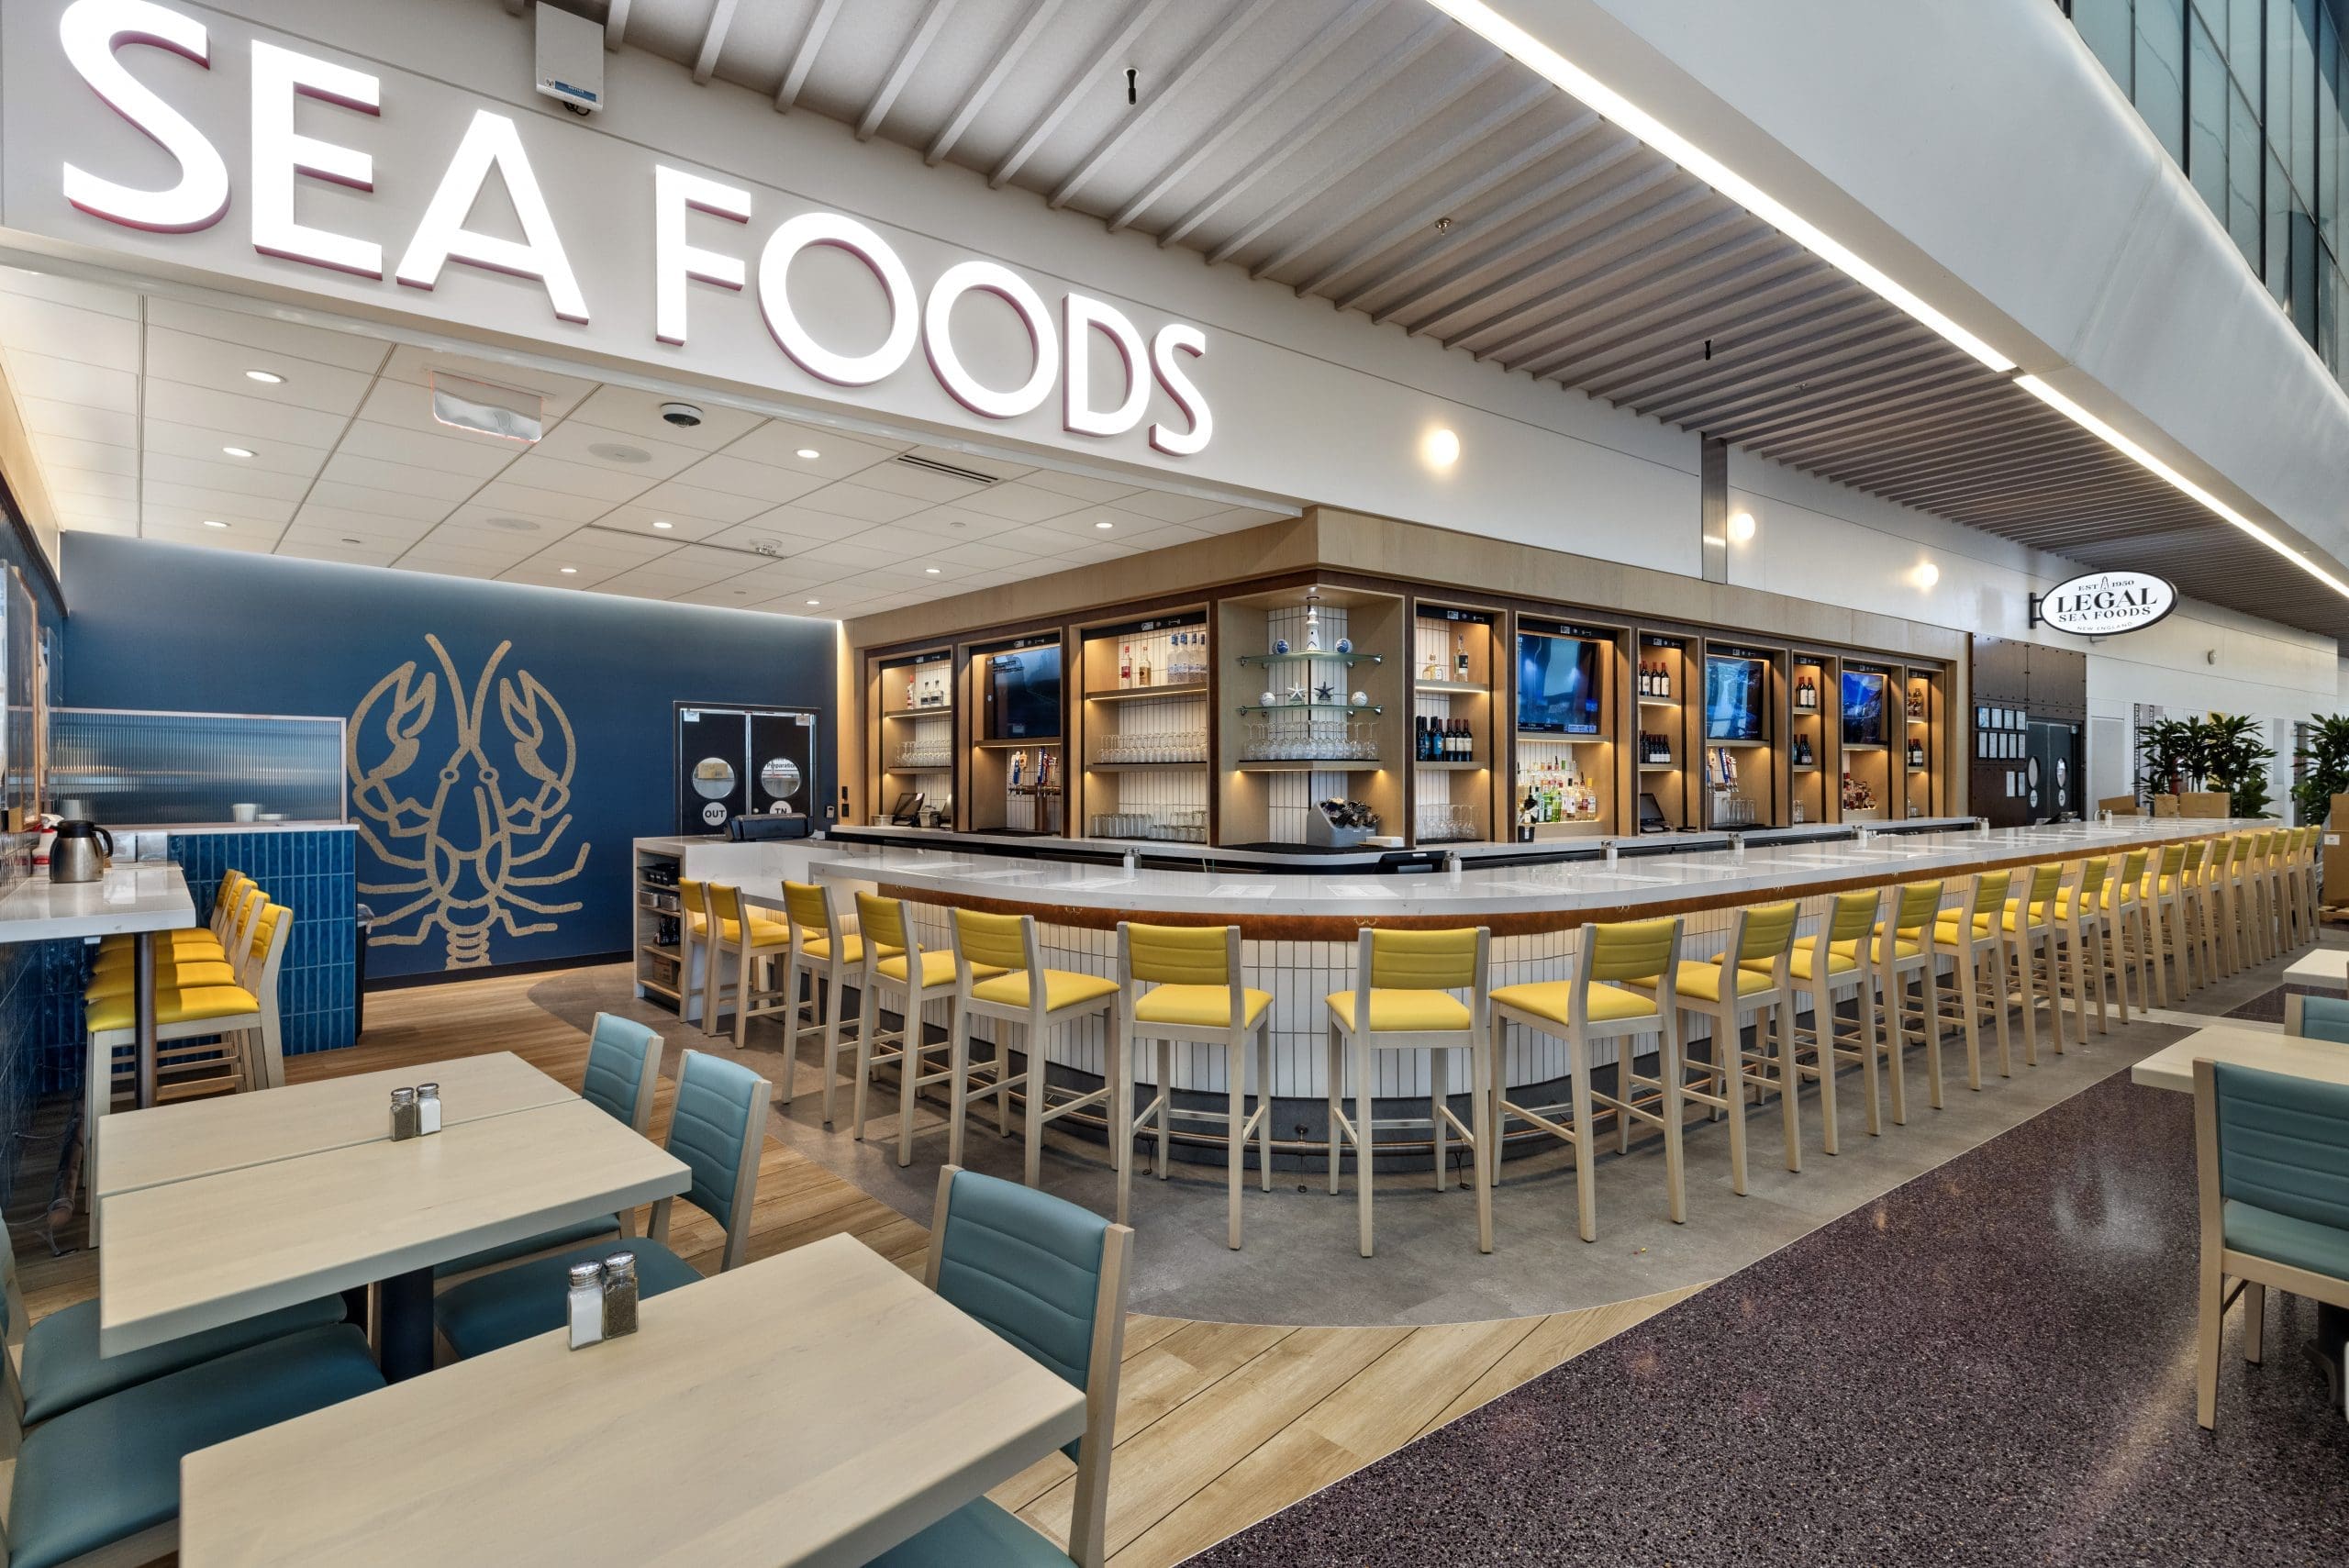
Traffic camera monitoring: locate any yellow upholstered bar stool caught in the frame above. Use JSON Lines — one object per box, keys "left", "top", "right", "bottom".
{"left": 1865, "top": 880, "right": 1947, "bottom": 1124}
{"left": 1774, "top": 891, "right": 1884, "bottom": 1152}
{"left": 96, "top": 868, "right": 248, "bottom": 971}
{"left": 697, "top": 882, "right": 793, "bottom": 1047}
{"left": 1115, "top": 922, "right": 1273, "bottom": 1247}
{"left": 674, "top": 875, "right": 715, "bottom": 1025}
{"left": 1489, "top": 917, "right": 1679, "bottom": 1241}
{"left": 946, "top": 909, "right": 1120, "bottom": 1188}
{"left": 1999, "top": 862, "right": 2068, "bottom": 1065}
{"left": 2231, "top": 830, "right": 2271, "bottom": 966}
{"left": 87, "top": 884, "right": 264, "bottom": 1001}
{"left": 2048, "top": 857, "right": 2112, "bottom": 1041}
{"left": 2172, "top": 839, "right": 2222, "bottom": 992}
{"left": 852, "top": 893, "right": 1001, "bottom": 1166}
{"left": 2277, "top": 826, "right": 2312, "bottom": 950}
{"left": 2295, "top": 825, "right": 2322, "bottom": 941}
{"left": 85, "top": 900, "right": 293, "bottom": 1114}
{"left": 2195, "top": 834, "right": 2235, "bottom": 981}
{"left": 1325, "top": 927, "right": 1495, "bottom": 1258}
{"left": 2211, "top": 834, "right": 2251, "bottom": 977}
{"left": 1929, "top": 869, "right": 2014, "bottom": 1087}
{"left": 2088, "top": 848, "right": 2154, "bottom": 1024}
{"left": 774, "top": 880, "right": 873, "bottom": 1122}
{"left": 2259, "top": 828, "right": 2296, "bottom": 957}
{"left": 2141, "top": 843, "right": 2189, "bottom": 1002}
{"left": 1632, "top": 901, "right": 1801, "bottom": 1193}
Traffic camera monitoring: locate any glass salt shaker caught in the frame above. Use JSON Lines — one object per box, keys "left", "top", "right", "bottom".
{"left": 416, "top": 1082, "right": 442, "bottom": 1135}
{"left": 567, "top": 1261, "right": 606, "bottom": 1350}
{"left": 601, "top": 1251, "right": 640, "bottom": 1340}
{"left": 389, "top": 1087, "right": 419, "bottom": 1141}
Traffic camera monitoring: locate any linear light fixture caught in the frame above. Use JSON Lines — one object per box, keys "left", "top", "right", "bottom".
{"left": 2013, "top": 375, "right": 2349, "bottom": 598}
{"left": 1421, "top": 0, "right": 2016, "bottom": 374}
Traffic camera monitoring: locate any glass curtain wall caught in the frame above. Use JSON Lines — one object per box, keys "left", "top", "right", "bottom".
{"left": 2064, "top": 0, "right": 2346, "bottom": 384}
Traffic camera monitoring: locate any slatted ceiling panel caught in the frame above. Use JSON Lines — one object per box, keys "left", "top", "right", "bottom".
{"left": 573, "top": 0, "right": 2349, "bottom": 640}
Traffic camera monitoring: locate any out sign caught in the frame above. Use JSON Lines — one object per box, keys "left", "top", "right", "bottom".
{"left": 2032, "top": 571, "right": 2178, "bottom": 636}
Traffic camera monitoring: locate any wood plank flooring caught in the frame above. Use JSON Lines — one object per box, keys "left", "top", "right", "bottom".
{"left": 11, "top": 965, "right": 1701, "bottom": 1567}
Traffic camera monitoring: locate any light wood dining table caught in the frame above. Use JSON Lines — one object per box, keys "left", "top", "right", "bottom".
{"left": 178, "top": 1232, "right": 1087, "bottom": 1567}
{"left": 2129, "top": 1020, "right": 2349, "bottom": 1093}
{"left": 100, "top": 1095, "right": 687, "bottom": 1380}
{"left": 95, "top": 1051, "right": 572, "bottom": 1199}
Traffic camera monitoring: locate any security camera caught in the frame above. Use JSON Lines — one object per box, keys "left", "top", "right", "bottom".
{"left": 659, "top": 402, "right": 704, "bottom": 428}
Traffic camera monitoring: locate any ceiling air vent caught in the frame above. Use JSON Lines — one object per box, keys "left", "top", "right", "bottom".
{"left": 890, "top": 452, "right": 998, "bottom": 485}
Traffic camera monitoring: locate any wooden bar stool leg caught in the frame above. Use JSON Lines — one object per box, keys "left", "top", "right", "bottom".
{"left": 852, "top": 981, "right": 879, "bottom": 1140}
{"left": 898, "top": 991, "right": 926, "bottom": 1170}
{"left": 1325, "top": 1022, "right": 1344, "bottom": 1197}
{"left": 819, "top": 973, "right": 847, "bottom": 1125}
{"left": 1023, "top": 1024, "right": 1047, "bottom": 1187}
{"left": 2012, "top": 933, "right": 2038, "bottom": 1068}
{"left": 1811, "top": 979, "right": 1841, "bottom": 1156}
{"left": 1880, "top": 961, "right": 1908, "bottom": 1129}
{"left": 1225, "top": 1036, "right": 1245, "bottom": 1250}
{"left": 1430, "top": 1046, "right": 1450, "bottom": 1193}
{"left": 1959, "top": 951, "right": 1984, "bottom": 1091}
{"left": 1354, "top": 1032, "right": 1376, "bottom": 1258}
{"left": 2087, "top": 922, "right": 2110, "bottom": 1034}
{"left": 1154, "top": 1038, "right": 1174, "bottom": 1181}
{"left": 1987, "top": 940, "right": 2012, "bottom": 1079}
{"left": 1470, "top": 1036, "right": 1494, "bottom": 1254}
{"left": 1775, "top": 998, "right": 1800, "bottom": 1173}
{"left": 1857, "top": 981, "right": 1883, "bottom": 1137}
{"left": 1920, "top": 973, "right": 1944, "bottom": 1110}
{"left": 1256, "top": 1022, "right": 1275, "bottom": 1195}
{"left": 1568, "top": 1038, "right": 1598, "bottom": 1240}
{"left": 946, "top": 1000, "right": 972, "bottom": 1169}
{"left": 1660, "top": 1019, "right": 1687, "bottom": 1223}
{"left": 1720, "top": 1015, "right": 1748, "bottom": 1196}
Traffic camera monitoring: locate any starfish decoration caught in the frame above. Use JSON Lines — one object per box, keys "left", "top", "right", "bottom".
{"left": 1314, "top": 682, "right": 1335, "bottom": 703}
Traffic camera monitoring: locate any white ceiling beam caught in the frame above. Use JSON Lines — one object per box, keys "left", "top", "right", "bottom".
{"left": 1048, "top": 0, "right": 1278, "bottom": 211}
{"left": 693, "top": 0, "right": 739, "bottom": 85}
{"left": 1105, "top": 0, "right": 1386, "bottom": 234}
{"left": 775, "top": 0, "right": 844, "bottom": 112}
{"left": 927, "top": 0, "right": 1063, "bottom": 164}
{"left": 860, "top": 0, "right": 962, "bottom": 141}
{"left": 605, "top": 0, "right": 631, "bottom": 50}
{"left": 990, "top": 0, "right": 1176, "bottom": 191}
{"left": 1157, "top": 16, "right": 1449, "bottom": 250}
{"left": 1208, "top": 55, "right": 1516, "bottom": 270}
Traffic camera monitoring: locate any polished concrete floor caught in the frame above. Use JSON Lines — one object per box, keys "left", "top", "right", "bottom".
{"left": 683, "top": 945, "right": 2300, "bottom": 1327}
{"left": 1185, "top": 1065, "right": 2349, "bottom": 1566}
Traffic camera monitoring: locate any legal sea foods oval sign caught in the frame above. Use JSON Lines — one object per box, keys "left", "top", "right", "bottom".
{"left": 2031, "top": 571, "right": 2178, "bottom": 637}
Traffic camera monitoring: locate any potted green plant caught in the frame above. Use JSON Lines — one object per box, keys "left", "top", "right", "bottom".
{"left": 2293, "top": 714, "right": 2349, "bottom": 827}
{"left": 2203, "top": 713, "right": 2277, "bottom": 818}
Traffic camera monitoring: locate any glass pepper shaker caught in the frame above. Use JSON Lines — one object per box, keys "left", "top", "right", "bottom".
{"left": 601, "top": 1251, "right": 640, "bottom": 1340}
{"left": 416, "top": 1082, "right": 442, "bottom": 1135}
{"left": 567, "top": 1261, "right": 606, "bottom": 1350}
{"left": 389, "top": 1087, "right": 418, "bottom": 1141}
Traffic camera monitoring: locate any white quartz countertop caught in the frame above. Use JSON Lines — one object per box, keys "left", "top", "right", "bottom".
{"left": 0, "top": 864, "right": 195, "bottom": 942}
{"left": 810, "top": 818, "right": 2245, "bottom": 920}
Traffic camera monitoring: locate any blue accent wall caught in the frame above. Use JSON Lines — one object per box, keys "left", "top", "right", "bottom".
{"left": 62, "top": 535, "right": 837, "bottom": 980}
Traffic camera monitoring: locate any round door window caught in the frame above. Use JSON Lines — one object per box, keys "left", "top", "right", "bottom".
{"left": 691, "top": 757, "right": 736, "bottom": 799}
{"left": 2026, "top": 756, "right": 2042, "bottom": 789}
{"left": 759, "top": 757, "right": 803, "bottom": 802}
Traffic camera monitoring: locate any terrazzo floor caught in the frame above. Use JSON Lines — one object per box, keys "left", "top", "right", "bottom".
{"left": 1185, "top": 1068, "right": 2349, "bottom": 1566}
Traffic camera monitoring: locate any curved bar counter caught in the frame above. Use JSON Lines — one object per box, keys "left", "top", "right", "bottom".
{"left": 811, "top": 817, "right": 2235, "bottom": 1118}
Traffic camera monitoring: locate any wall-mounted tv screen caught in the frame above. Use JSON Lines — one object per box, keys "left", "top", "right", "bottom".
{"left": 1703, "top": 656, "right": 1767, "bottom": 741}
{"left": 1841, "top": 670, "right": 1888, "bottom": 747}
{"left": 1516, "top": 635, "right": 1603, "bottom": 734}
{"left": 985, "top": 645, "right": 1062, "bottom": 740}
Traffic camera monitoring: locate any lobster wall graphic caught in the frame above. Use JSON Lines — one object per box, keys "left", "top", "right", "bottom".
{"left": 349, "top": 635, "right": 589, "bottom": 969}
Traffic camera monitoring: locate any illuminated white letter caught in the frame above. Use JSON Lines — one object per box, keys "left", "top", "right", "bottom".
{"left": 1149, "top": 323, "right": 1211, "bottom": 456}
{"left": 1062, "top": 294, "right": 1148, "bottom": 438}
{"left": 756, "top": 212, "right": 917, "bottom": 386}
{"left": 58, "top": 0, "right": 228, "bottom": 233}
{"left": 395, "top": 110, "right": 588, "bottom": 324}
{"left": 250, "top": 40, "right": 381, "bottom": 277}
{"left": 653, "top": 165, "right": 750, "bottom": 348}
{"left": 925, "top": 261, "right": 1056, "bottom": 420}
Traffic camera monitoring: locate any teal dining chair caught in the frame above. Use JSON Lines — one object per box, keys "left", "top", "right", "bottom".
{"left": 2, "top": 1236, "right": 345, "bottom": 1428}
{"left": 433, "top": 1049, "right": 768, "bottom": 1360}
{"left": 0, "top": 1321, "right": 382, "bottom": 1568}
{"left": 434, "top": 1014, "right": 667, "bottom": 1283}
{"left": 2291, "top": 993, "right": 2349, "bottom": 1043}
{"left": 864, "top": 1166, "right": 1132, "bottom": 1568}
{"left": 2194, "top": 1059, "right": 2349, "bottom": 1429}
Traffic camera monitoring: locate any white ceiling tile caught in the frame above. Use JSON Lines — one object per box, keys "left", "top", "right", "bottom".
{"left": 882, "top": 506, "right": 1023, "bottom": 543}
{"left": 930, "top": 539, "right": 1044, "bottom": 572}
{"left": 2, "top": 347, "right": 138, "bottom": 411}
{"left": 0, "top": 266, "right": 139, "bottom": 317}
{"left": 56, "top": 494, "right": 138, "bottom": 525}
{"left": 144, "top": 450, "right": 315, "bottom": 502}
{"left": 847, "top": 460, "right": 991, "bottom": 504}
{"left": 720, "top": 419, "right": 907, "bottom": 474}
{"left": 1195, "top": 505, "right": 1296, "bottom": 530}
{"left": 334, "top": 418, "right": 517, "bottom": 478}
{"left": 142, "top": 379, "right": 351, "bottom": 447}
{"left": 389, "top": 555, "right": 505, "bottom": 581}
{"left": 1090, "top": 522, "right": 1212, "bottom": 554}
{"left": 564, "top": 386, "right": 764, "bottom": 450}
{"left": 534, "top": 530, "right": 680, "bottom": 569}
{"left": 39, "top": 436, "right": 137, "bottom": 477}
{"left": 671, "top": 452, "right": 831, "bottom": 503}
{"left": 46, "top": 466, "right": 137, "bottom": 503}
{"left": 529, "top": 417, "right": 708, "bottom": 480}
{"left": 499, "top": 558, "right": 615, "bottom": 588}
{"left": 899, "top": 444, "right": 1031, "bottom": 482}
{"left": 145, "top": 519, "right": 274, "bottom": 553}
{"left": 19, "top": 395, "right": 136, "bottom": 449}
{"left": 352, "top": 378, "right": 542, "bottom": 450}
{"left": 144, "top": 328, "right": 375, "bottom": 414}
{"left": 497, "top": 452, "right": 659, "bottom": 502}
{"left": 0, "top": 296, "right": 140, "bottom": 369}
{"left": 379, "top": 345, "right": 596, "bottom": 417}
{"left": 142, "top": 480, "right": 297, "bottom": 523}
{"left": 144, "top": 417, "right": 329, "bottom": 477}
{"left": 304, "top": 478, "right": 457, "bottom": 523}
{"left": 143, "top": 296, "right": 395, "bottom": 373}
{"left": 793, "top": 537, "right": 916, "bottom": 571}
{"left": 989, "top": 522, "right": 1093, "bottom": 557}
{"left": 1054, "top": 538, "right": 1142, "bottom": 565}
{"left": 58, "top": 515, "right": 138, "bottom": 536}
{"left": 290, "top": 505, "right": 438, "bottom": 543}
{"left": 734, "top": 505, "right": 884, "bottom": 544}
{"left": 1109, "top": 488, "right": 1232, "bottom": 524}
{"left": 623, "top": 479, "right": 774, "bottom": 523}
{"left": 954, "top": 481, "right": 1089, "bottom": 523}
{"left": 590, "top": 504, "right": 727, "bottom": 542}
{"left": 1019, "top": 468, "right": 1146, "bottom": 504}
{"left": 469, "top": 479, "right": 610, "bottom": 524}
{"left": 276, "top": 534, "right": 404, "bottom": 568}
{"left": 432, "top": 504, "right": 584, "bottom": 544}
{"left": 795, "top": 481, "right": 929, "bottom": 523}
{"left": 668, "top": 581, "right": 772, "bottom": 607}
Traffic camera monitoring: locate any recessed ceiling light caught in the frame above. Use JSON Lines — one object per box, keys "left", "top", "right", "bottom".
{"left": 588, "top": 440, "right": 652, "bottom": 464}
{"left": 651, "top": 519, "right": 674, "bottom": 530}
{"left": 559, "top": 566, "right": 578, "bottom": 574}
{"left": 244, "top": 369, "right": 284, "bottom": 384}
{"left": 925, "top": 566, "right": 941, "bottom": 573}
{"left": 805, "top": 598, "right": 821, "bottom": 606}
{"left": 221, "top": 446, "right": 254, "bottom": 459}
{"left": 201, "top": 519, "right": 227, "bottom": 529}
{"left": 796, "top": 448, "right": 820, "bottom": 461}
{"left": 1095, "top": 519, "right": 1114, "bottom": 529}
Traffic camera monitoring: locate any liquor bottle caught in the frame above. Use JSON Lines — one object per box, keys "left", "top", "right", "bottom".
{"left": 1138, "top": 644, "right": 1152, "bottom": 686}
{"left": 1119, "top": 643, "right": 1132, "bottom": 688}
{"left": 1454, "top": 633, "right": 1469, "bottom": 680}
{"left": 1640, "top": 662, "right": 1653, "bottom": 697}
{"left": 1417, "top": 717, "right": 1431, "bottom": 762}
{"left": 1454, "top": 721, "right": 1470, "bottom": 762}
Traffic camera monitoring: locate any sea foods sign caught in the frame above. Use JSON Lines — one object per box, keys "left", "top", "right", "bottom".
{"left": 2031, "top": 571, "right": 2177, "bottom": 636}
{"left": 41, "top": 0, "right": 1212, "bottom": 455}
